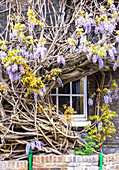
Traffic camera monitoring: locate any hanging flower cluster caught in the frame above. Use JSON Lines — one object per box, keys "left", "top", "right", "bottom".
{"left": 33, "top": 43, "right": 47, "bottom": 59}
{"left": 88, "top": 98, "right": 93, "bottom": 106}
{"left": 2, "top": 50, "right": 27, "bottom": 82}
{"left": 26, "top": 139, "right": 44, "bottom": 155}
{"left": 57, "top": 56, "right": 65, "bottom": 66}
{"left": 84, "top": 42, "right": 118, "bottom": 70}
{"left": 103, "top": 81, "right": 119, "bottom": 105}
{"left": 88, "top": 81, "right": 119, "bottom": 106}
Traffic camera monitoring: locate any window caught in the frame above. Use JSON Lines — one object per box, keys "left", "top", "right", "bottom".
{"left": 51, "top": 77, "right": 91, "bottom": 127}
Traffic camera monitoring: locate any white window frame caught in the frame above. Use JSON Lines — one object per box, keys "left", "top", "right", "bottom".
{"left": 51, "top": 77, "right": 91, "bottom": 127}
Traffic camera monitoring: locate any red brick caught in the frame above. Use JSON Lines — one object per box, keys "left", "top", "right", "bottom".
{"left": 49, "top": 155, "right": 53, "bottom": 163}
{"left": 33, "top": 156, "right": 37, "bottom": 162}
{"left": 61, "top": 156, "right": 66, "bottom": 163}
{"left": 33, "top": 168, "right": 50, "bottom": 170}
{"left": 12, "top": 161, "right": 16, "bottom": 168}
{"left": 45, "top": 156, "right": 49, "bottom": 163}
{"left": 41, "top": 156, "right": 45, "bottom": 164}
{"left": 58, "top": 156, "right": 62, "bottom": 163}
{"left": 19, "top": 161, "right": 24, "bottom": 168}
{"left": 53, "top": 156, "right": 57, "bottom": 163}
{"left": 51, "top": 168, "right": 61, "bottom": 170}
{"left": 73, "top": 156, "right": 76, "bottom": 163}
{"left": 69, "top": 156, "right": 73, "bottom": 162}
{"left": 16, "top": 161, "right": 20, "bottom": 168}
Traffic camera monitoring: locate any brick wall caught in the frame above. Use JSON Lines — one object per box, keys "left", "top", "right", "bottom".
{"left": 0, "top": 153, "right": 119, "bottom": 170}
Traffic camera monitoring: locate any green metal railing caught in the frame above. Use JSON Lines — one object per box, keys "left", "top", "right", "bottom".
{"left": 99, "top": 153, "right": 103, "bottom": 170}
{"left": 28, "top": 148, "right": 34, "bottom": 170}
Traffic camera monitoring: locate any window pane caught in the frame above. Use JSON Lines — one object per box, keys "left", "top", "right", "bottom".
{"left": 72, "top": 79, "right": 84, "bottom": 94}
{"left": 59, "top": 83, "right": 70, "bottom": 94}
{"left": 59, "top": 96, "right": 70, "bottom": 113}
{"left": 72, "top": 96, "right": 83, "bottom": 115}
{"left": 51, "top": 88, "right": 56, "bottom": 94}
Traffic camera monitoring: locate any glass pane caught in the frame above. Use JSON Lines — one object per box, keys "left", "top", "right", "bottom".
{"left": 72, "top": 96, "right": 84, "bottom": 115}
{"left": 51, "top": 88, "right": 56, "bottom": 94}
{"left": 59, "top": 83, "right": 70, "bottom": 94}
{"left": 72, "top": 79, "right": 84, "bottom": 94}
{"left": 59, "top": 96, "right": 70, "bottom": 113}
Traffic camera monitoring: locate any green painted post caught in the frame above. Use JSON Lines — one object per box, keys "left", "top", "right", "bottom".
{"left": 28, "top": 147, "right": 34, "bottom": 170}
{"left": 99, "top": 153, "right": 103, "bottom": 170}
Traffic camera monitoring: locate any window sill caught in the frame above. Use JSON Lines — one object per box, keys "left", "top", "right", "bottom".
{"left": 71, "top": 120, "right": 91, "bottom": 127}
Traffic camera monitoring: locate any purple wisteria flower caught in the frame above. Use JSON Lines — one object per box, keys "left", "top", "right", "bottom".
{"left": 104, "top": 95, "right": 109, "bottom": 104}
{"left": 87, "top": 52, "right": 93, "bottom": 59}
{"left": 108, "top": 49, "right": 115, "bottom": 61}
{"left": 104, "top": 22, "right": 108, "bottom": 31}
{"left": 0, "top": 51, "right": 7, "bottom": 60}
{"left": 37, "top": 47, "right": 47, "bottom": 59}
{"left": 77, "top": 16, "right": 85, "bottom": 26}
{"left": 26, "top": 140, "right": 44, "bottom": 155}
{"left": 112, "top": 46, "right": 117, "bottom": 55}
{"left": 57, "top": 56, "right": 65, "bottom": 66}
{"left": 99, "top": 23, "right": 105, "bottom": 34}
{"left": 32, "top": 87, "right": 45, "bottom": 100}
{"left": 9, "top": 74, "right": 14, "bottom": 82}
{"left": 83, "top": 46, "right": 87, "bottom": 53}
{"left": 57, "top": 77, "right": 63, "bottom": 87}
{"left": 38, "top": 89, "right": 43, "bottom": 97}
{"left": 12, "top": 63, "right": 18, "bottom": 73}
{"left": 18, "top": 33, "right": 23, "bottom": 43}
{"left": 88, "top": 98, "right": 93, "bottom": 106}
{"left": 112, "top": 90, "right": 118, "bottom": 99}
{"left": 13, "top": 72, "right": 20, "bottom": 81}
{"left": 116, "top": 36, "right": 119, "bottom": 43}
{"left": 24, "top": 52, "right": 29, "bottom": 59}
{"left": 29, "top": 53, "right": 33, "bottom": 58}
{"left": 108, "top": 96, "right": 112, "bottom": 103}
{"left": 84, "top": 22, "right": 91, "bottom": 34}
{"left": 94, "top": 27, "right": 99, "bottom": 34}
{"left": 108, "top": 24, "right": 115, "bottom": 34}
{"left": 110, "top": 4, "right": 116, "bottom": 12}
{"left": 6, "top": 65, "right": 21, "bottom": 82}
{"left": 34, "top": 46, "right": 47, "bottom": 59}
{"left": 77, "top": 16, "right": 93, "bottom": 34}
{"left": 92, "top": 55, "right": 98, "bottom": 63}
{"left": 34, "top": 92, "right": 38, "bottom": 101}
{"left": 6, "top": 66, "right": 12, "bottom": 75}
{"left": 31, "top": 22, "right": 35, "bottom": 29}
{"left": 39, "top": 87, "right": 46, "bottom": 96}
{"left": 19, "top": 65, "right": 25, "bottom": 74}
{"left": 98, "top": 57, "right": 104, "bottom": 69}
{"left": 26, "top": 143, "right": 31, "bottom": 155}
{"left": 36, "top": 140, "right": 44, "bottom": 150}
{"left": 113, "top": 63, "right": 118, "bottom": 71}
{"left": 11, "top": 29, "right": 17, "bottom": 40}
{"left": 103, "top": 50, "right": 107, "bottom": 59}
{"left": 31, "top": 140, "right": 36, "bottom": 150}
{"left": 34, "top": 51, "right": 39, "bottom": 59}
